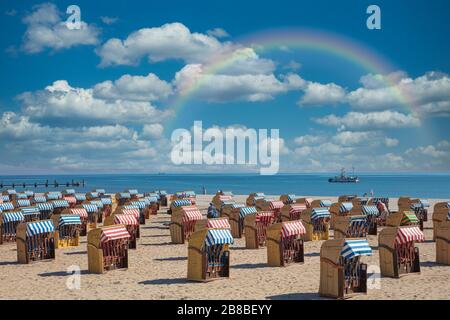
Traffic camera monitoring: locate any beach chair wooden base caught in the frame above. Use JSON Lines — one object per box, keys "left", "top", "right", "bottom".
{"left": 55, "top": 236, "right": 80, "bottom": 249}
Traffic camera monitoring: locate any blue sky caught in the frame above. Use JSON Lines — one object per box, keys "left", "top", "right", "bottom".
{"left": 0, "top": 0, "right": 449, "bottom": 174}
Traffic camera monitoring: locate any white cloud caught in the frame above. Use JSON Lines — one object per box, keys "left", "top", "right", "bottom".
{"left": 348, "top": 71, "right": 450, "bottom": 116}
{"left": 93, "top": 73, "right": 173, "bottom": 101}
{"left": 22, "top": 3, "right": 100, "bottom": 53}
{"left": 142, "top": 124, "right": 164, "bottom": 139}
{"left": 96, "top": 22, "right": 234, "bottom": 66}
{"left": 332, "top": 131, "right": 375, "bottom": 146}
{"left": 384, "top": 137, "right": 399, "bottom": 147}
{"left": 173, "top": 64, "right": 287, "bottom": 102}
{"left": 18, "top": 80, "right": 171, "bottom": 124}
{"left": 314, "top": 111, "right": 421, "bottom": 130}
{"left": 299, "top": 82, "right": 347, "bottom": 106}
{"left": 283, "top": 60, "right": 302, "bottom": 71}
{"left": 206, "top": 28, "right": 229, "bottom": 38}
{"left": 294, "top": 134, "right": 326, "bottom": 145}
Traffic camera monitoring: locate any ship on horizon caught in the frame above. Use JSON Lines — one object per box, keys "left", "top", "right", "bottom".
{"left": 328, "top": 167, "right": 359, "bottom": 183}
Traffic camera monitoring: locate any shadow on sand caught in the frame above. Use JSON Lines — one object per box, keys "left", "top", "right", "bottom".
{"left": 154, "top": 256, "right": 187, "bottom": 261}
{"left": 139, "top": 278, "right": 188, "bottom": 285}
{"left": 267, "top": 292, "right": 328, "bottom": 300}
{"left": 231, "top": 263, "right": 269, "bottom": 269}
{"left": 39, "top": 270, "right": 90, "bottom": 277}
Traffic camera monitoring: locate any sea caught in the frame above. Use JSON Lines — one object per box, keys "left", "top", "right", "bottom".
{"left": 1, "top": 173, "right": 450, "bottom": 199}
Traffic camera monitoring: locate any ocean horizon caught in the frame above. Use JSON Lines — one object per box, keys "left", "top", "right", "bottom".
{"left": 1, "top": 173, "right": 449, "bottom": 199}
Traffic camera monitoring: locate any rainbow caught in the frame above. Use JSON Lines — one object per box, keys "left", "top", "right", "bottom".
{"left": 166, "top": 27, "right": 416, "bottom": 128}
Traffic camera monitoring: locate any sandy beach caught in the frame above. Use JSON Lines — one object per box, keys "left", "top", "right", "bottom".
{"left": 1, "top": 194, "right": 449, "bottom": 300}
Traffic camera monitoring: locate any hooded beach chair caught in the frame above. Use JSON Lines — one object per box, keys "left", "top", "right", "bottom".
{"left": 104, "top": 214, "right": 140, "bottom": 249}
{"left": 12, "top": 199, "right": 31, "bottom": 209}
{"left": 309, "top": 199, "right": 332, "bottom": 209}
{"left": 124, "top": 189, "right": 139, "bottom": 200}
{"left": 51, "top": 214, "right": 82, "bottom": 248}
{"left": 379, "top": 226, "right": 424, "bottom": 277}
{"left": 279, "top": 194, "right": 299, "bottom": 205}
{"left": 398, "top": 197, "right": 429, "bottom": 225}
{"left": 62, "top": 207, "right": 89, "bottom": 236}
{"left": 115, "top": 192, "right": 132, "bottom": 206}
{"left": 36, "top": 202, "right": 54, "bottom": 220}
{"left": 2, "top": 189, "right": 16, "bottom": 201}
{"left": 244, "top": 211, "right": 276, "bottom": 249}
{"left": 319, "top": 238, "right": 372, "bottom": 299}
{"left": 246, "top": 192, "right": 265, "bottom": 206}
{"left": 63, "top": 195, "right": 77, "bottom": 208}
{"left": 212, "top": 194, "right": 234, "bottom": 211}
{"left": 11, "top": 193, "right": 28, "bottom": 201}
{"left": 230, "top": 206, "right": 257, "bottom": 238}
{"left": 187, "top": 228, "right": 234, "bottom": 282}
{"left": 195, "top": 217, "right": 231, "bottom": 232}
{"left": 435, "top": 219, "right": 450, "bottom": 265}
{"left": 93, "top": 189, "right": 106, "bottom": 197}
{"left": 300, "top": 207, "right": 331, "bottom": 241}
{"left": 99, "top": 196, "right": 113, "bottom": 219}
{"left": 333, "top": 215, "right": 368, "bottom": 239}
{"left": 432, "top": 202, "right": 450, "bottom": 241}
{"left": 168, "top": 199, "right": 192, "bottom": 215}
{"left": 266, "top": 220, "right": 306, "bottom": 267}
{"left": 45, "top": 191, "right": 63, "bottom": 201}
{"left": 87, "top": 225, "right": 130, "bottom": 274}
{"left": 0, "top": 211, "right": 24, "bottom": 244}
{"left": 329, "top": 202, "right": 354, "bottom": 229}
{"left": 16, "top": 220, "right": 56, "bottom": 264}
{"left": 88, "top": 200, "right": 105, "bottom": 223}
{"left": 20, "top": 206, "right": 41, "bottom": 222}
{"left": 85, "top": 191, "right": 100, "bottom": 201}
{"left": 295, "top": 197, "right": 313, "bottom": 208}
{"left": 368, "top": 197, "right": 390, "bottom": 210}
{"left": 78, "top": 203, "right": 99, "bottom": 232}
{"left": 256, "top": 199, "right": 284, "bottom": 222}
{"left": 170, "top": 205, "right": 203, "bottom": 244}
{"left": 113, "top": 206, "right": 141, "bottom": 226}
{"left": 0, "top": 202, "right": 15, "bottom": 213}
{"left": 280, "top": 203, "right": 307, "bottom": 222}
{"left": 51, "top": 199, "right": 70, "bottom": 215}
{"left": 386, "top": 210, "right": 420, "bottom": 230}
{"left": 153, "top": 190, "right": 168, "bottom": 207}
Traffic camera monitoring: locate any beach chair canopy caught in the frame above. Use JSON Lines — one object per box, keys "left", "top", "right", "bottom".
{"left": 395, "top": 226, "right": 424, "bottom": 245}
{"left": 130, "top": 201, "right": 146, "bottom": 209}
{"left": 144, "top": 196, "right": 158, "bottom": 203}
{"left": 100, "top": 197, "right": 112, "bottom": 205}
{"left": 268, "top": 200, "right": 284, "bottom": 210}
{"left": 90, "top": 200, "right": 104, "bottom": 209}
{"left": 255, "top": 193, "right": 265, "bottom": 197}
{"left": 121, "top": 208, "right": 140, "bottom": 219}
{"left": 64, "top": 196, "right": 77, "bottom": 205}
{"left": 281, "top": 221, "right": 306, "bottom": 238}
{"left": 172, "top": 199, "right": 192, "bottom": 207}
{"left": 87, "top": 192, "right": 99, "bottom": 198}
{"left": 37, "top": 203, "right": 54, "bottom": 211}
{"left": 94, "top": 189, "right": 106, "bottom": 194}
{"left": 26, "top": 220, "right": 55, "bottom": 237}
{"left": 373, "top": 197, "right": 389, "bottom": 204}
{"left": 220, "top": 200, "right": 235, "bottom": 207}
{"left": 222, "top": 191, "right": 233, "bottom": 196}
{"left": 70, "top": 208, "right": 88, "bottom": 218}
{"left": 320, "top": 199, "right": 332, "bottom": 207}
{"left": 340, "top": 202, "right": 354, "bottom": 213}
{"left": 122, "top": 204, "right": 139, "bottom": 210}
{"left": 362, "top": 205, "right": 379, "bottom": 216}
{"left": 74, "top": 193, "right": 86, "bottom": 201}
{"left": 0, "top": 202, "right": 15, "bottom": 211}
{"left": 46, "top": 192, "right": 62, "bottom": 200}
{"left": 341, "top": 239, "right": 372, "bottom": 260}
{"left": 125, "top": 189, "right": 139, "bottom": 195}
{"left": 252, "top": 196, "right": 265, "bottom": 204}
{"left": 100, "top": 226, "right": 130, "bottom": 243}
{"left": 348, "top": 217, "right": 367, "bottom": 228}
{"left": 15, "top": 193, "right": 28, "bottom": 200}
{"left": 145, "top": 193, "right": 160, "bottom": 200}
{"left": 3, "top": 211, "right": 25, "bottom": 223}
{"left": 114, "top": 214, "right": 139, "bottom": 226}
{"left": 184, "top": 191, "right": 196, "bottom": 197}
{"left": 6, "top": 189, "right": 16, "bottom": 195}
{"left": 230, "top": 203, "right": 244, "bottom": 209}
{"left": 290, "top": 204, "right": 307, "bottom": 214}
{"left": 158, "top": 190, "right": 168, "bottom": 195}
{"left": 24, "top": 190, "right": 34, "bottom": 197}
{"left": 16, "top": 199, "right": 31, "bottom": 207}
{"left": 33, "top": 196, "right": 47, "bottom": 203}
{"left": 286, "top": 194, "right": 297, "bottom": 203}
{"left": 311, "top": 208, "right": 331, "bottom": 221}
{"left": 239, "top": 206, "right": 257, "bottom": 219}
{"left": 63, "top": 189, "right": 76, "bottom": 195}
{"left": 118, "top": 192, "right": 131, "bottom": 199}
{"left": 82, "top": 204, "right": 98, "bottom": 213}
{"left": 182, "top": 207, "right": 203, "bottom": 222}
{"left": 0, "top": 195, "right": 10, "bottom": 201}
{"left": 207, "top": 218, "right": 231, "bottom": 229}
{"left": 205, "top": 229, "right": 234, "bottom": 246}
{"left": 401, "top": 212, "right": 419, "bottom": 225}
{"left": 21, "top": 206, "right": 40, "bottom": 215}
{"left": 52, "top": 200, "right": 69, "bottom": 208}
{"left": 59, "top": 215, "right": 82, "bottom": 227}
